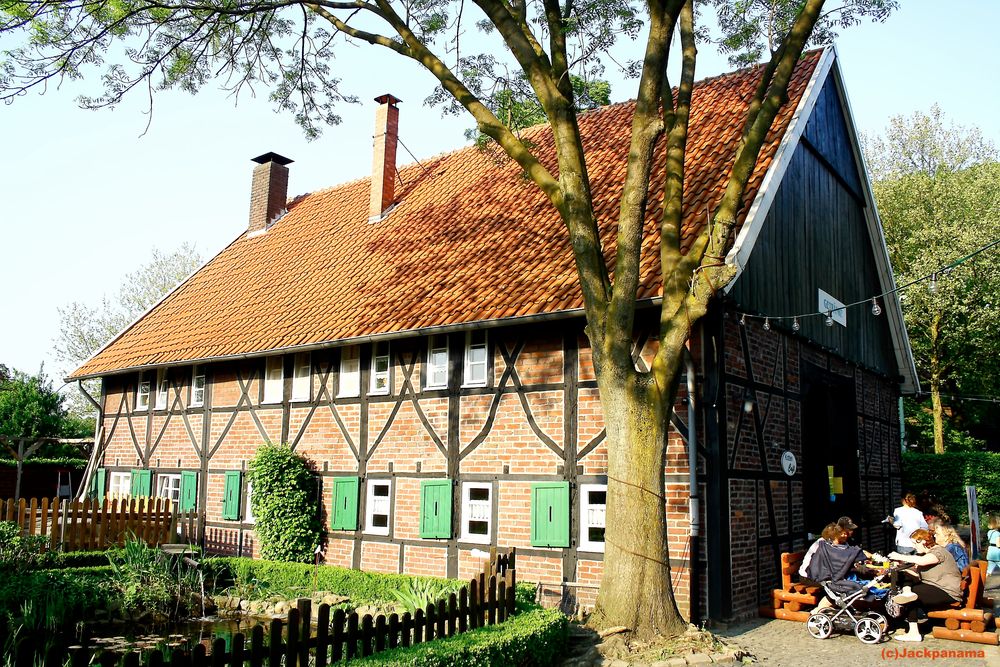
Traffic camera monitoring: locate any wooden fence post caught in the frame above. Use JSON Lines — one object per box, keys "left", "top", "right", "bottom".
{"left": 296, "top": 599, "right": 311, "bottom": 667}
{"left": 400, "top": 612, "right": 412, "bottom": 648}
{"left": 285, "top": 607, "right": 300, "bottom": 667}
{"left": 331, "top": 609, "right": 345, "bottom": 662}
{"left": 268, "top": 619, "right": 282, "bottom": 667}
{"left": 249, "top": 625, "right": 265, "bottom": 667}
{"left": 387, "top": 613, "right": 400, "bottom": 649}
{"left": 315, "top": 603, "right": 330, "bottom": 667}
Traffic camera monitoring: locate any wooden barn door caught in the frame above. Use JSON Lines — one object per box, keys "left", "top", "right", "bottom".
{"left": 802, "top": 370, "right": 860, "bottom": 534}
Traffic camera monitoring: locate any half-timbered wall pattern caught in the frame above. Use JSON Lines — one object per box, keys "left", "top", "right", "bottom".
{"left": 94, "top": 320, "right": 705, "bottom": 618}
{"left": 716, "top": 310, "right": 900, "bottom": 619}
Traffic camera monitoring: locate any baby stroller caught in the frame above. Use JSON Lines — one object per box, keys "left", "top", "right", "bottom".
{"left": 806, "top": 571, "right": 890, "bottom": 644}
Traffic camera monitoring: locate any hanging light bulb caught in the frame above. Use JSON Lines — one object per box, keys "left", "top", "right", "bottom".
{"left": 792, "top": 317, "right": 800, "bottom": 332}
{"left": 871, "top": 298, "right": 882, "bottom": 317}
{"left": 825, "top": 311, "right": 834, "bottom": 327}
{"left": 763, "top": 318, "right": 771, "bottom": 331}
{"left": 928, "top": 273, "right": 938, "bottom": 294}
{"left": 739, "top": 313, "right": 747, "bottom": 326}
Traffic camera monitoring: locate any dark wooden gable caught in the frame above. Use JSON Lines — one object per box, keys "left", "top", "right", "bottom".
{"left": 727, "top": 74, "right": 897, "bottom": 377}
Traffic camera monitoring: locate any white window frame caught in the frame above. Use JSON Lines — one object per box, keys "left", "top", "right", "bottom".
{"left": 365, "top": 479, "right": 392, "bottom": 535}
{"left": 136, "top": 375, "right": 151, "bottom": 411}
{"left": 191, "top": 366, "right": 206, "bottom": 407}
{"left": 156, "top": 473, "right": 182, "bottom": 504}
{"left": 460, "top": 482, "right": 492, "bottom": 544}
{"left": 426, "top": 335, "right": 449, "bottom": 390}
{"left": 291, "top": 352, "right": 312, "bottom": 402}
{"left": 244, "top": 481, "right": 255, "bottom": 524}
{"left": 369, "top": 342, "right": 390, "bottom": 396}
{"left": 463, "top": 331, "right": 488, "bottom": 387}
{"left": 109, "top": 471, "right": 131, "bottom": 498}
{"left": 338, "top": 346, "right": 361, "bottom": 398}
{"left": 154, "top": 369, "right": 169, "bottom": 410}
{"left": 579, "top": 483, "right": 607, "bottom": 553}
{"left": 263, "top": 356, "right": 284, "bottom": 404}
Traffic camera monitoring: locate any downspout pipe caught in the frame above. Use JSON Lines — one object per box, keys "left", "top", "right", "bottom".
{"left": 75, "top": 380, "right": 103, "bottom": 501}
{"left": 685, "top": 345, "right": 701, "bottom": 625}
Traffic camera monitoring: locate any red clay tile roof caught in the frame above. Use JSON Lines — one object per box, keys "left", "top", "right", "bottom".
{"left": 70, "top": 51, "right": 821, "bottom": 379}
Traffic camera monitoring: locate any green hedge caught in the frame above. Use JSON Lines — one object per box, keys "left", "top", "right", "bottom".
{"left": 0, "top": 458, "right": 88, "bottom": 468}
{"left": 0, "top": 568, "right": 108, "bottom": 625}
{"left": 203, "top": 558, "right": 466, "bottom": 604}
{"left": 349, "top": 607, "right": 567, "bottom": 666}
{"left": 902, "top": 451, "right": 1000, "bottom": 523}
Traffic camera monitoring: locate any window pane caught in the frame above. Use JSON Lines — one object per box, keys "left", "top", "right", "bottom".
{"left": 468, "top": 520, "right": 488, "bottom": 535}
{"left": 588, "top": 527, "right": 606, "bottom": 543}
{"left": 375, "top": 357, "right": 389, "bottom": 373}
{"left": 373, "top": 514, "right": 388, "bottom": 528}
{"left": 469, "top": 347, "right": 487, "bottom": 364}
{"left": 588, "top": 490, "right": 606, "bottom": 505}
{"left": 469, "top": 487, "right": 489, "bottom": 502}
{"left": 374, "top": 484, "right": 389, "bottom": 497}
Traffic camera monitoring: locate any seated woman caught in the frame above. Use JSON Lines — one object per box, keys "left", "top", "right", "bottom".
{"left": 803, "top": 523, "right": 868, "bottom": 608}
{"left": 932, "top": 521, "right": 969, "bottom": 572}
{"left": 888, "top": 528, "right": 963, "bottom": 642}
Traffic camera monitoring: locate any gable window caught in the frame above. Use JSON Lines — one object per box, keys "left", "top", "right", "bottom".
{"left": 365, "top": 479, "right": 392, "bottom": 535}
{"left": 108, "top": 471, "right": 131, "bottom": 498}
{"left": 291, "top": 352, "right": 311, "bottom": 402}
{"left": 464, "top": 331, "right": 488, "bottom": 387}
{"left": 369, "top": 342, "right": 390, "bottom": 395}
{"left": 338, "top": 346, "right": 361, "bottom": 398}
{"left": 460, "top": 482, "right": 492, "bottom": 544}
{"left": 579, "top": 484, "right": 607, "bottom": 552}
{"left": 426, "top": 335, "right": 449, "bottom": 389}
{"left": 191, "top": 366, "right": 206, "bottom": 407}
{"left": 154, "top": 369, "right": 169, "bottom": 410}
{"left": 156, "top": 473, "right": 182, "bottom": 504}
{"left": 136, "top": 374, "right": 151, "bottom": 411}
{"left": 263, "top": 356, "right": 284, "bottom": 404}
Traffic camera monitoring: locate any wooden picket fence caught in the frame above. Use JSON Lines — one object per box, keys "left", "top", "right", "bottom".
{"left": 1, "top": 549, "right": 517, "bottom": 666}
{"left": 0, "top": 497, "right": 199, "bottom": 551}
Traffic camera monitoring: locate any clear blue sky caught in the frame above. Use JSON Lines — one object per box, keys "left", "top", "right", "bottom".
{"left": 1, "top": 0, "right": 997, "bottom": 383}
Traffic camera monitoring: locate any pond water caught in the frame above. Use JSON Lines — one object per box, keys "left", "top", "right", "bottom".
{"left": 82, "top": 616, "right": 278, "bottom": 655}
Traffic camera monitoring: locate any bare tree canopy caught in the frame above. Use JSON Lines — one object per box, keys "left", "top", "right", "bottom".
{"left": 4, "top": 0, "right": 895, "bottom": 638}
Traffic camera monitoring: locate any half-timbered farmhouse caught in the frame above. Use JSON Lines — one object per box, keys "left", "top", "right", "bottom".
{"left": 70, "top": 46, "right": 917, "bottom": 622}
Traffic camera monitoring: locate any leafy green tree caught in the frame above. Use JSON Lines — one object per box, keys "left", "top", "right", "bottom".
{"left": 1, "top": 0, "right": 895, "bottom": 637}
{"left": 866, "top": 107, "right": 1000, "bottom": 454}
{"left": 247, "top": 444, "right": 321, "bottom": 563}
{"left": 53, "top": 243, "right": 202, "bottom": 419}
{"left": 0, "top": 368, "right": 68, "bottom": 441}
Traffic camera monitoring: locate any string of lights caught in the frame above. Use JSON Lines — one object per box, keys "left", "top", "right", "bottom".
{"left": 734, "top": 236, "right": 1000, "bottom": 331}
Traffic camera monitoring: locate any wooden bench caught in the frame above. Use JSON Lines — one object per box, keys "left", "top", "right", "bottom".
{"left": 928, "top": 560, "right": 997, "bottom": 645}
{"left": 758, "top": 551, "right": 821, "bottom": 622}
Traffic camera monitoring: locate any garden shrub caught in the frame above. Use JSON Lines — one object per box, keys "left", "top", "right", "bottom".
{"left": 106, "top": 539, "right": 201, "bottom": 620}
{"left": 204, "top": 558, "right": 464, "bottom": 606}
{"left": 246, "top": 443, "right": 321, "bottom": 562}
{"left": 902, "top": 451, "right": 1000, "bottom": 523}
{"left": 0, "top": 568, "right": 107, "bottom": 632}
{"left": 0, "top": 521, "right": 48, "bottom": 572}
{"left": 349, "top": 607, "right": 568, "bottom": 666}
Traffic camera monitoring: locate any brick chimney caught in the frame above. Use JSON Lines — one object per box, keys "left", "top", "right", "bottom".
{"left": 369, "top": 94, "right": 401, "bottom": 222}
{"left": 248, "top": 152, "right": 293, "bottom": 232}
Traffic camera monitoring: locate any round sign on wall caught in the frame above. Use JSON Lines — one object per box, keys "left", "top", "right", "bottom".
{"left": 780, "top": 450, "right": 797, "bottom": 476}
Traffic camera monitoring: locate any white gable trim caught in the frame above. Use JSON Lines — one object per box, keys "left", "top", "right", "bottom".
{"left": 723, "top": 46, "right": 918, "bottom": 394}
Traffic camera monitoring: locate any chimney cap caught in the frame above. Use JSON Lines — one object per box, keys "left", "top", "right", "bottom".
{"left": 374, "top": 94, "right": 402, "bottom": 106}
{"left": 251, "top": 152, "right": 294, "bottom": 166}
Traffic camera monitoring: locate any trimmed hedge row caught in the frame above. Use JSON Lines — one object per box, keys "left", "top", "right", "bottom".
{"left": 0, "top": 568, "right": 108, "bottom": 623}
{"left": 346, "top": 606, "right": 567, "bottom": 666}
{"left": 902, "top": 451, "right": 1000, "bottom": 523}
{"left": 203, "top": 558, "right": 466, "bottom": 605}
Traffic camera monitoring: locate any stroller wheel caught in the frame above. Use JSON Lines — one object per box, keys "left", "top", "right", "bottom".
{"left": 807, "top": 609, "right": 834, "bottom": 640}
{"left": 854, "top": 615, "right": 884, "bottom": 644}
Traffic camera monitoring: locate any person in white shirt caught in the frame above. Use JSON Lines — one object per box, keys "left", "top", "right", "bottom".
{"left": 887, "top": 492, "right": 927, "bottom": 555}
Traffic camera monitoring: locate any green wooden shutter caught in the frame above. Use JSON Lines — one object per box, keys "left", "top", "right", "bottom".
{"left": 330, "top": 477, "right": 360, "bottom": 530}
{"left": 420, "top": 480, "right": 452, "bottom": 539}
{"left": 130, "top": 469, "right": 140, "bottom": 496}
{"left": 180, "top": 471, "right": 198, "bottom": 512}
{"left": 91, "top": 468, "right": 106, "bottom": 503}
{"left": 222, "top": 471, "right": 242, "bottom": 521}
{"left": 138, "top": 470, "right": 152, "bottom": 497}
{"left": 530, "top": 482, "right": 570, "bottom": 548}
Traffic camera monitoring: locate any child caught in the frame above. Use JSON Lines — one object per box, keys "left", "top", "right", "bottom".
{"left": 987, "top": 513, "right": 1000, "bottom": 576}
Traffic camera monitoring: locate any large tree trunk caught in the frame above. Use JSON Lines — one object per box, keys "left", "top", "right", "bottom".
{"left": 589, "top": 365, "right": 687, "bottom": 640}
{"left": 929, "top": 312, "right": 944, "bottom": 454}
